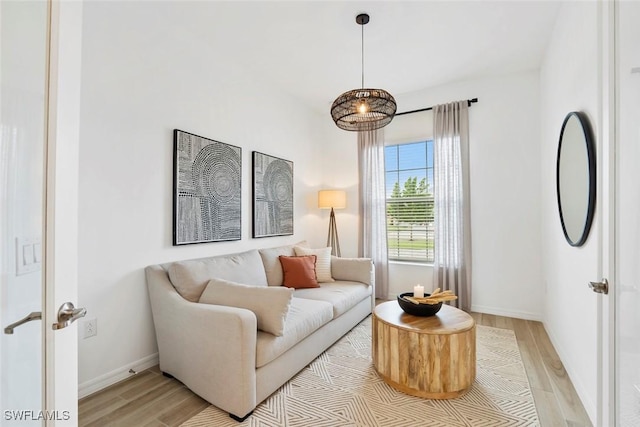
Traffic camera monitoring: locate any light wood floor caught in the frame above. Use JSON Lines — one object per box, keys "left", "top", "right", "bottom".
{"left": 470, "top": 312, "right": 592, "bottom": 427}
{"left": 78, "top": 312, "right": 592, "bottom": 427}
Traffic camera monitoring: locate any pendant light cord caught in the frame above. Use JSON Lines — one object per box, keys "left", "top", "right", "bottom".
{"left": 361, "top": 21, "right": 364, "bottom": 89}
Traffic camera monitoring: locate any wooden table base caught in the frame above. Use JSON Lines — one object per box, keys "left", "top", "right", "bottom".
{"left": 372, "top": 302, "right": 476, "bottom": 399}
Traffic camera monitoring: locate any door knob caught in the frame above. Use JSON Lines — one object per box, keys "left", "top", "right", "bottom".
{"left": 52, "top": 302, "right": 87, "bottom": 330}
{"left": 588, "top": 278, "right": 609, "bottom": 295}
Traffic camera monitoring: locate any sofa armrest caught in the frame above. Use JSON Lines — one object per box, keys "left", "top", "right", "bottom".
{"left": 330, "top": 256, "right": 374, "bottom": 286}
{"left": 145, "top": 265, "right": 257, "bottom": 418}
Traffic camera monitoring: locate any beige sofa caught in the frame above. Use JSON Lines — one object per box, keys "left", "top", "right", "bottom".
{"left": 145, "top": 243, "right": 374, "bottom": 421}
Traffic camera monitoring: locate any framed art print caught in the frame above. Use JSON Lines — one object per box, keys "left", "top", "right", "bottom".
{"left": 252, "top": 151, "right": 293, "bottom": 238}
{"left": 173, "top": 129, "right": 241, "bottom": 245}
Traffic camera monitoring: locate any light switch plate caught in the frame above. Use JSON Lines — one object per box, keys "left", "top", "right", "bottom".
{"left": 16, "top": 237, "right": 42, "bottom": 276}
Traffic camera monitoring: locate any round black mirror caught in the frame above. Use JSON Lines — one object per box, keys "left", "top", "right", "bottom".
{"left": 556, "top": 111, "right": 596, "bottom": 247}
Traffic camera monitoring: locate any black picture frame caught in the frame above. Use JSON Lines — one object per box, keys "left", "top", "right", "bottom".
{"left": 252, "top": 151, "right": 294, "bottom": 238}
{"left": 173, "top": 129, "right": 242, "bottom": 245}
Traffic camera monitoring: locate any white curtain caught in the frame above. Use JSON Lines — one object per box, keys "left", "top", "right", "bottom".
{"left": 358, "top": 129, "right": 388, "bottom": 299}
{"left": 432, "top": 101, "right": 472, "bottom": 311}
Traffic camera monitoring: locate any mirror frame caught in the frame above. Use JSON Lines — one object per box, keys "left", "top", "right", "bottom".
{"left": 555, "top": 111, "right": 596, "bottom": 247}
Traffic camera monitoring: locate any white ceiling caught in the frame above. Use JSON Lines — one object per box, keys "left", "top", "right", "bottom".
{"left": 141, "top": 1, "right": 562, "bottom": 114}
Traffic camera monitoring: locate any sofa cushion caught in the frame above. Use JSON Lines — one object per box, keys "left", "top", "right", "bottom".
{"left": 167, "top": 249, "right": 268, "bottom": 302}
{"left": 258, "top": 241, "right": 309, "bottom": 286}
{"left": 199, "top": 278, "right": 294, "bottom": 336}
{"left": 293, "top": 282, "right": 372, "bottom": 318}
{"left": 256, "top": 297, "right": 333, "bottom": 368}
{"left": 280, "top": 255, "right": 319, "bottom": 289}
{"left": 330, "top": 256, "right": 373, "bottom": 285}
{"left": 294, "top": 246, "right": 334, "bottom": 283}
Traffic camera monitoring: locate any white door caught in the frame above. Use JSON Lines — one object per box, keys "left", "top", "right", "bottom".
{"left": 1, "top": 1, "right": 49, "bottom": 425}
{"left": 1, "top": 1, "right": 83, "bottom": 426}
{"left": 615, "top": 1, "right": 640, "bottom": 425}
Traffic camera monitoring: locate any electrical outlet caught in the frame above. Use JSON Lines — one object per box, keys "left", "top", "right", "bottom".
{"left": 83, "top": 318, "right": 97, "bottom": 339}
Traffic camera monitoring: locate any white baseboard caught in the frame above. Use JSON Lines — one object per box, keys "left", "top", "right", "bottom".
{"left": 471, "top": 304, "right": 542, "bottom": 321}
{"left": 78, "top": 353, "right": 159, "bottom": 399}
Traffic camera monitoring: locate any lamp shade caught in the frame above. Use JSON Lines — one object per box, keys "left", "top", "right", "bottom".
{"left": 330, "top": 88, "right": 396, "bottom": 132}
{"left": 318, "top": 190, "right": 346, "bottom": 209}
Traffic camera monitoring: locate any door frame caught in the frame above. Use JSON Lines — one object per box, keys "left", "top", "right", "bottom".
{"left": 43, "top": 1, "right": 83, "bottom": 425}
{"left": 598, "top": 0, "right": 616, "bottom": 425}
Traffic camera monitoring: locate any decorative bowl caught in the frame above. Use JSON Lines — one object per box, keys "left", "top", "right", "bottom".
{"left": 397, "top": 292, "right": 443, "bottom": 317}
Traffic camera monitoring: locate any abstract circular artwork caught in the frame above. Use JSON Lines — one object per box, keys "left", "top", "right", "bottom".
{"left": 173, "top": 129, "right": 242, "bottom": 245}
{"left": 252, "top": 152, "right": 293, "bottom": 238}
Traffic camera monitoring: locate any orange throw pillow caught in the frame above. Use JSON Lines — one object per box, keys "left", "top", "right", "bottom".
{"left": 279, "top": 255, "right": 319, "bottom": 289}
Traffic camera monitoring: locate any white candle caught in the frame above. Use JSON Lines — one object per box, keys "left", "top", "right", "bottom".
{"left": 413, "top": 284, "right": 424, "bottom": 298}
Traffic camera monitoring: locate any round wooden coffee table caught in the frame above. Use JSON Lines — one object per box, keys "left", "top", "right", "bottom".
{"left": 372, "top": 300, "right": 476, "bottom": 399}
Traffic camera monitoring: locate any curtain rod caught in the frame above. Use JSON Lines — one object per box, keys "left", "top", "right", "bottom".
{"left": 395, "top": 98, "right": 478, "bottom": 117}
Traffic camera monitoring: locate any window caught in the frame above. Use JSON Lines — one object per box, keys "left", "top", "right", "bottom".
{"left": 385, "top": 141, "right": 434, "bottom": 263}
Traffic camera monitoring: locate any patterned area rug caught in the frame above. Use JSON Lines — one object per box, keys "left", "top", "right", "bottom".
{"left": 181, "top": 316, "right": 539, "bottom": 427}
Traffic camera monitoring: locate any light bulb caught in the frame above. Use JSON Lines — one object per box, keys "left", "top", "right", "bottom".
{"left": 358, "top": 101, "right": 369, "bottom": 114}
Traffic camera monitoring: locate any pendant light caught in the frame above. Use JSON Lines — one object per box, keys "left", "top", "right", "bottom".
{"left": 330, "top": 13, "right": 396, "bottom": 132}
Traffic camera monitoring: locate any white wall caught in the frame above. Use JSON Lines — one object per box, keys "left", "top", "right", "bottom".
{"left": 315, "top": 124, "right": 361, "bottom": 258}
{"left": 539, "top": 2, "right": 600, "bottom": 423}
{"left": 77, "top": 2, "right": 343, "bottom": 394}
{"left": 384, "top": 71, "right": 543, "bottom": 321}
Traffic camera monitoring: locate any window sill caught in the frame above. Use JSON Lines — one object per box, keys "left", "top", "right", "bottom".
{"left": 389, "top": 260, "right": 434, "bottom": 267}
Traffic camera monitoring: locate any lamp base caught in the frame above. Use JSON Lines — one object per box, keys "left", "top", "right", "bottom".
{"left": 326, "top": 208, "right": 341, "bottom": 257}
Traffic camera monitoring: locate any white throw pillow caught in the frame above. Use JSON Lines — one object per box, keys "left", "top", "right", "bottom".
{"left": 294, "top": 246, "right": 334, "bottom": 283}
{"left": 199, "top": 278, "right": 294, "bottom": 336}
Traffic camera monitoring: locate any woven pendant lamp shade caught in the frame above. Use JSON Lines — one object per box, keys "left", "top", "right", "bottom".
{"left": 330, "top": 13, "right": 396, "bottom": 132}
{"left": 331, "top": 88, "right": 397, "bottom": 131}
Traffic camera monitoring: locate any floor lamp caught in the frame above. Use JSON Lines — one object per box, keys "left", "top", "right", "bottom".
{"left": 318, "top": 190, "right": 346, "bottom": 257}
